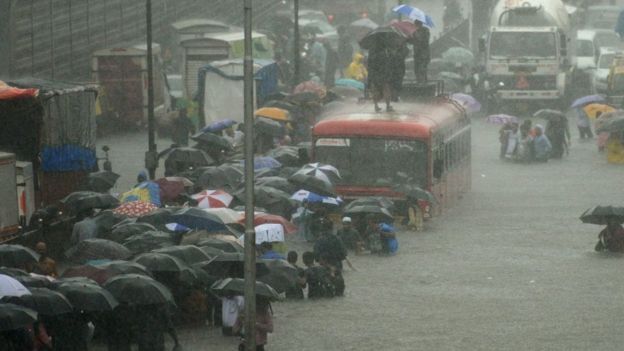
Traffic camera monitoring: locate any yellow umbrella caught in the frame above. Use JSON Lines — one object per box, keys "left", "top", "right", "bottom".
{"left": 254, "top": 107, "right": 290, "bottom": 122}
{"left": 584, "top": 103, "right": 615, "bottom": 119}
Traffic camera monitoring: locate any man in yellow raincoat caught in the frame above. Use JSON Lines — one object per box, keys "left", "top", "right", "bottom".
{"left": 344, "top": 53, "right": 368, "bottom": 82}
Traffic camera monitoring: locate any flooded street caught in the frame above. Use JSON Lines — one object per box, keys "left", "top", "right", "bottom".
{"left": 97, "top": 115, "right": 624, "bottom": 351}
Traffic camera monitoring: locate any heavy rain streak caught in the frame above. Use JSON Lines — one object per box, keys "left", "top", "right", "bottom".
{"left": 2, "top": 0, "right": 624, "bottom": 350}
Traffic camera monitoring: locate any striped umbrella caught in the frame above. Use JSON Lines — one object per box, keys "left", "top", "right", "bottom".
{"left": 295, "top": 162, "right": 341, "bottom": 183}
{"left": 192, "top": 190, "right": 233, "bottom": 209}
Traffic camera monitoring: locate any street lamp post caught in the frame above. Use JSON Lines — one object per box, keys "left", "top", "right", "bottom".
{"left": 242, "top": 0, "right": 257, "bottom": 350}
{"left": 145, "top": 0, "right": 157, "bottom": 180}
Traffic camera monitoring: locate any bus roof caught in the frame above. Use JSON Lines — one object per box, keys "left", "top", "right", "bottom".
{"left": 313, "top": 101, "right": 465, "bottom": 139}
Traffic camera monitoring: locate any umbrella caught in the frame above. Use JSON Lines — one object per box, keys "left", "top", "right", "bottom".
{"left": 597, "top": 117, "right": 624, "bottom": 133}
{"left": 200, "top": 119, "right": 237, "bottom": 133}
{"left": 122, "top": 231, "right": 175, "bottom": 254}
{"left": 345, "top": 197, "right": 395, "bottom": 211}
{"left": 152, "top": 245, "right": 212, "bottom": 265}
{"left": 442, "top": 47, "right": 475, "bottom": 66}
{"left": 0, "top": 303, "right": 37, "bottom": 331}
{"left": 289, "top": 173, "right": 336, "bottom": 197}
{"left": 255, "top": 107, "right": 290, "bottom": 122}
{"left": 198, "top": 238, "right": 243, "bottom": 253}
{"left": 196, "top": 164, "right": 244, "bottom": 191}
{"left": 191, "top": 132, "right": 233, "bottom": 150}
{"left": 86, "top": 171, "right": 120, "bottom": 193}
{"left": 54, "top": 282, "right": 118, "bottom": 312}
{"left": 257, "top": 259, "right": 299, "bottom": 293}
{"left": 290, "top": 189, "right": 342, "bottom": 206}
{"left": 136, "top": 207, "right": 181, "bottom": 228}
{"left": 392, "top": 4, "right": 435, "bottom": 27}
{"left": 201, "top": 208, "right": 243, "bottom": 224}
{"left": 595, "top": 111, "right": 622, "bottom": 131}
{"left": 450, "top": 93, "right": 481, "bottom": 113}
{"left": 0, "top": 245, "right": 39, "bottom": 269}
{"left": 571, "top": 94, "right": 606, "bottom": 109}
{"left": 293, "top": 81, "right": 326, "bottom": 97}
{"left": 254, "top": 223, "right": 285, "bottom": 244}
{"left": 248, "top": 156, "right": 282, "bottom": 171}
{"left": 61, "top": 261, "right": 151, "bottom": 285}
{"left": 50, "top": 277, "right": 99, "bottom": 288}
{"left": 105, "top": 222, "right": 157, "bottom": 243}
{"left": 533, "top": 109, "right": 565, "bottom": 120}
{"left": 61, "top": 191, "right": 120, "bottom": 213}
{"left": 211, "top": 278, "right": 282, "bottom": 301}
{"left": 113, "top": 201, "right": 159, "bottom": 218}
{"left": 171, "top": 207, "right": 227, "bottom": 232}
{"left": 583, "top": 103, "right": 616, "bottom": 119}
{"left": 265, "top": 147, "right": 301, "bottom": 167}
{"left": 256, "top": 176, "right": 297, "bottom": 194}
{"left": 359, "top": 26, "right": 406, "bottom": 50}
{"left": 103, "top": 274, "right": 174, "bottom": 306}
{"left": 350, "top": 18, "right": 378, "bottom": 30}
{"left": 296, "top": 162, "right": 341, "bottom": 183}
{"left": 390, "top": 20, "right": 418, "bottom": 37}
{"left": 289, "top": 91, "right": 322, "bottom": 104}
{"left": 162, "top": 147, "right": 214, "bottom": 166}
{"left": 0, "top": 274, "right": 30, "bottom": 297}
{"left": 344, "top": 205, "right": 394, "bottom": 221}
{"left": 255, "top": 117, "right": 285, "bottom": 137}
{"left": 245, "top": 213, "right": 297, "bottom": 235}
{"left": 165, "top": 223, "right": 191, "bottom": 232}
{"left": 486, "top": 114, "right": 519, "bottom": 125}
{"left": 154, "top": 178, "right": 188, "bottom": 202}
{"left": 120, "top": 181, "right": 162, "bottom": 207}
{"left": 2, "top": 288, "right": 72, "bottom": 316}
{"left": 335, "top": 79, "right": 365, "bottom": 91}
{"left": 13, "top": 274, "right": 54, "bottom": 289}
{"left": 192, "top": 190, "right": 234, "bottom": 209}
{"left": 195, "top": 253, "right": 270, "bottom": 277}
{"left": 0, "top": 267, "right": 28, "bottom": 278}
{"left": 252, "top": 186, "right": 295, "bottom": 206}
{"left": 580, "top": 206, "right": 624, "bottom": 225}
{"left": 134, "top": 253, "right": 188, "bottom": 273}
{"left": 401, "top": 186, "right": 436, "bottom": 202}
{"left": 65, "top": 239, "right": 132, "bottom": 264}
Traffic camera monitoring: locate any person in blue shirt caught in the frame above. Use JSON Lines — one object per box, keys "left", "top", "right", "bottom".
{"left": 533, "top": 124, "right": 552, "bottom": 162}
{"left": 379, "top": 223, "right": 399, "bottom": 256}
{"left": 258, "top": 242, "right": 285, "bottom": 260}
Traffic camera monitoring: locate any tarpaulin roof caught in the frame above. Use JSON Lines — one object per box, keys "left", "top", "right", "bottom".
{"left": 0, "top": 81, "right": 38, "bottom": 100}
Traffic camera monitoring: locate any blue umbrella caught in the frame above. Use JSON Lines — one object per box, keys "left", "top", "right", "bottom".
{"left": 335, "top": 78, "right": 365, "bottom": 91}
{"left": 200, "top": 119, "right": 237, "bottom": 133}
{"left": 392, "top": 5, "right": 435, "bottom": 28}
{"left": 451, "top": 93, "right": 481, "bottom": 113}
{"left": 290, "top": 189, "right": 342, "bottom": 206}
{"left": 240, "top": 157, "right": 282, "bottom": 170}
{"left": 165, "top": 223, "right": 191, "bottom": 232}
{"left": 570, "top": 95, "right": 606, "bottom": 109}
{"left": 170, "top": 208, "right": 227, "bottom": 232}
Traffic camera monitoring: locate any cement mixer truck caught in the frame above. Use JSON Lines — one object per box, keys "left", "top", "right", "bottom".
{"left": 480, "top": 0, "right": 572, "bottom": 112}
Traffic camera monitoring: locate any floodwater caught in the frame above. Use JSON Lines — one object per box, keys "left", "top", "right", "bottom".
{"left": 96, "top": 114, "right": 624, "bottom": 350}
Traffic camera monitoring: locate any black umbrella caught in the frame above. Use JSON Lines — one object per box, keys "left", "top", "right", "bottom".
{"left": 195, "top": 253, "right": 270, "bottom": 277}
{"left": 255, "top": 168, "right": 280, "bottom": 179}
{"left": 2, "top": 288, "right": 73, "bottom": 316}
{"left": 255, "top": 117, "right": 284, "bottom": 137}
{"left": 134, "top": 253, "right": 189, "bottom": 273}
{"left": 196, "top": 167, "right": 241, "bottom": 192}
{"left": 50, "top": 277, "right": 99, "bottom": 288}
{"left": 0, "top": 245, "right": 39, "bottom": 269}
{"left": 257, "top": 259, "right": 299, "bottom": 294}
{"left": 122, "top": 231, "right": 175, "bottom": 254}
{"left": 211, "top": 278, "right": 282, "bottom": 301}
{"left": 61, "top": 261, "right": 151, "bottom": 285}
{"left": 152, "top": 245, "right": 212, "bottom": 264}
{"left": 97, "top": 260, "right": 151, "bottom": 276}
{"left": 0, "top": 267, "right": 29, "bottom": 278}
{"left": 533, "top": 109, "right": 565, "bottom": 120}
{"left": 55, "top": 282, "right": 118, "bottom": 312}
{"left": 344, "top": 205, "right": 393, "bottom": 221}
{"left": 171, "top": 207, "right": 227, "bottom": 232}
{"left": 580, "top": 206, "right": 624, "bottom": 225}
{"left": 345, "top": 197, "right": 395, "bottom": 211}
{"left": 191, "top": 132, "right": 233, "bottom": 151}
{"left": 265, "top": 147, "right": 301, "bottom": 167}
{"left": 163, "top": 147, "right": 214, "bottom": 167}
{"left": 104, "top": 222, "right": 158, "bottom": 243}
{"left": 14, "top": 275, "right": 53, "bottom": 289}
{"left": 61, "top": 191, "right": 120, "bottom": 213}
{"left": 0, "top": 303, "right": 37, "bottom": 331}
{"left": 359, "top": 25, "right": 406, "bottom": 50}
{"left": 198, "top": 246, "right": 226, "bottom": 258}
{"left": 255, "top": 176, "right": 296, "bottom": 194}
{"left": 136, "top": 207, "right": 181, "bottom": 228}
{"left": 86, "top": 171, "right": 120, "bottom": 193}
{"left": 197, "top": 238, "right": 243, "bottom": 253}
{"left": 289, "top": 173, "right": 336, "bottom": 197}
{"left": 65, "top": 239, "right": 132, "bottom": 264}
{"left": 103, "top": 274, "right": 174, "bottom": 306}
{"left": 597, "top": 117, "right": 624, "bottom": 133}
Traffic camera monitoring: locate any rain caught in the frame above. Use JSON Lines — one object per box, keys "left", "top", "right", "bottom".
{"left": 1, "top": 0, "right": 624, "bottom": 350}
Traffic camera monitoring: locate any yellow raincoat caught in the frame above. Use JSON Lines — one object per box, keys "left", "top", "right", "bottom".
{"left": 344, "top": 53, "right": 368, "bottom": 82}
{"left": 606, "top": 134, "right": 624, "bottom": 164}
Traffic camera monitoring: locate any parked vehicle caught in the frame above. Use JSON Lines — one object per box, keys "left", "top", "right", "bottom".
{"left": 594, "top": 47, "right": 622, "bottom": 93}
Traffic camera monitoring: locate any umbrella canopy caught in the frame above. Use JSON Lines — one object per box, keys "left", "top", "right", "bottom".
{"left": 265, "top": 147, "right": 301, "bottom": 167}
{"left": 65, "top": 239, "right": 132, "bottom": 264}
{"left": 335, "top": 79, "right": 365, "bottom": 91}
{"left": 450, "top": 93, "right": 481, "bottom": 113}
{"left": 201, "top": 208, "right": 243, "bottom": 224}
{"left": 200, "top": 119, "right": 237, "bottom": 133}
{"left": 392, "top": 4, "right": 435, "bottom": 27}
{"left": 122, "top": 231, "right": 175, "bottom": 254}
{"left": 389, "top": 20, "right": 418, "bottom": 37}
{"left": 400, "top": 186, "right": 436, "bottom": 202}
{"left": 0, "top": 245, "right": 39, "bottom": 269}
{"left": 533, "top": 109, "right": 565, "bottom": 120}
{"left": 255, "top": 107, "right": 291, "bottom": 122}
{"left": 195, "top": 253, "right": 270, "bottom": 277}
{"left": 86, "top": 171, "right": 120, "bottom": 193}
{"left": 103, "top": 274, "right": 174, "bottom": 306}
{"left": 154, "top": 178, "right": 188, "bottom": 202}
{"left": 61, "top": 260, "right": 151, "bottom": 285}
{"left": 580, "top": 206, "right": 624, "bottom": 225}
{"left": 253, "top": 186, "right": 295, "bottom": 206}
{"left": 249, "top": 156, "right": 282, "bottom": 171}
{"left": 134, "top": 253, "right": 189, "bottom": 273}
{"left": 255, "top": 117, "right": 285, "bottom": 137}
{"left": 359, "top": 26, "right": 406, "bottom": 50}
{"left": 113, "top": 201, "right": 158, "bottom": 218}
{"left": 344, "top": 205, "right": 394, "bottom": 221}
{"left": 211, "top": 278, "right": 282, "bottom": 301}
{"left": 120, "top": 181, "right": 162, "bottom": 207}
{"left": 442, "top": 47, "right": 474, "bottom": 66}
{"left": 152, "top": 245, "right": 212, "bottom": 265}
{"left": 171, "top": 207, "right": 227, "bottom": 232}
{"left": 0, "top": 303, "right": 37, "bottom": 331}
{"left": 13, "top": 274, "right": 54, "bottom": 289}
{"left": 136, "top": 207, "right": 181, "bottom": 228}
{"left": 571, "top": 94, "right": 606, "bottom": 109}
{"left": 192, "top": 190, "right": 233, "bottom": 209}
{"left": 290, "top": 189, "right": 342, "bottom": 206}
{"left": 0, "top": 274, "right": 30, "bottom": 297}
{"left": 296, "top": 162, "right": 341, "bottom": 183}
{"left": 254, "top": 223, "right": 285, "bottom": 244}
{"left": 597, "top": 117, "right": 624, "bottom": 133}
{"left": 257, "top": 259, "right": 299, "bottom": 294}
{"left": 198, "top": 238, "right": 243, "bottom": 253}
{"left": 162, "top": 147, "right": 214, "bottom": 166}
{"left": 0, "top": 267, "right": 28, "bottom": 278}
{"left": 583, "top": 103, "right": 616, "bottom": 119}
{"left": 486, "top": 114, "right": 519, "bottom": 125}
{"left": 54, "top": 282, "right": 118, "bottom": 312}
{"left": 289, "top": 173, "right": 336, "bottom": 197}
{"left": 240, "top": 214, "right": 297, "bottom": 235}
{"left": 61, "top": 191, "right": 120, "bottom": 213}
{"left": 191, "top": 131, "right": 233, "bottom": 150}
{"left": 256, "top": 176, "right": 297, "bottom": 194}
{"left": 105, "top": 222, "right": 157, "bottom": 243}
{"left": 196, "top": 165, "right": 244, "bottom": 192}
{"left": 2, "top": 288, "right": 72, "bottom": 316}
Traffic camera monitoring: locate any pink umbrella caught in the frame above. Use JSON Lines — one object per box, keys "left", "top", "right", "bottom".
{"left": 192, "top": 190, "right": 233, "bottom": 209}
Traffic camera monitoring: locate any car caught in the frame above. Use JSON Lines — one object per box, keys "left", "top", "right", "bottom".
{"left": 593, "top": 47, "right": 623, "bottom": 93}
{"left": 574, "top": 30, "right": 598, "bottom": 71}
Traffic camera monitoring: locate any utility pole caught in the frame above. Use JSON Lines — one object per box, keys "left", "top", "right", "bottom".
{"left": 242, "top": 0, "right": 256, "bottom": 350}
{"left": 145, "top": 0, "right": 158, "bottom": 180}
{"left": 293, "top": 0, "right": 300, "bottom": 87}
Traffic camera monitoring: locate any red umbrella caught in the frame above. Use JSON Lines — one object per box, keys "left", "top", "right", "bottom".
{"left": 390, "top": 20, "right": 417, "bottom": 37}
{"left": 191, "top": 190, "right": 233, "bottom": 209}
{"left": 240, "top": 213, "right": 297, "bottom": 235}
{"left": 113, "top": 201, "right": 158, "bottom": 218}
{"left": 154, "top": 178, "right": 187, "bottom": 202}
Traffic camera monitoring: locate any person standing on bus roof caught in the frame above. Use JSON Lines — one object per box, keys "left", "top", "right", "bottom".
{"left": 411, "top": 20, "right": 430, "bottom": 83}
{"left": 367, "top": 42, "right": 395, "bottom": 112}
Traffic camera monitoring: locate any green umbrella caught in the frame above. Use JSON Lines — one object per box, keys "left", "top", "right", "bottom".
{"left": 442, "top": 47, "right": 474, "bottom": 66}
{"left": 580, "top": 206, "right": 624, "bottom": 225}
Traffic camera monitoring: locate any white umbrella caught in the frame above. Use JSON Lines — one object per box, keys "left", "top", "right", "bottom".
{"left": 295, "top": 163, "right": 341, "bottom": 183}
{"left": 238, "top": 223, "right": 285, "bottom": 246}
{"left": 192, "top": 190, "right": 234, "bottom": 209}
{"left": 0, "top": 274, "right": 31, "bottom": 298}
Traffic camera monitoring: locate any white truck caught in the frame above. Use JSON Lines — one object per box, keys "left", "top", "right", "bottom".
{"left": 481, "top": 0, "right": 572, "bottom": 111}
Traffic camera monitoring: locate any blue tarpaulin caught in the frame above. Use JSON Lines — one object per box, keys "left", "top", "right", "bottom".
{"left": 41, "top": 144, "right": 96, "bottom": 172}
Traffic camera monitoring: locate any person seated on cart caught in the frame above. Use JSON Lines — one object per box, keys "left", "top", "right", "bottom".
{"left": 595, "top": 219, "right": 624, "bottom": 252}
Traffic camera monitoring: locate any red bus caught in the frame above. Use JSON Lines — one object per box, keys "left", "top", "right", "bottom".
{"left": 312, "top": 100, "right": 471, "bottom": 216}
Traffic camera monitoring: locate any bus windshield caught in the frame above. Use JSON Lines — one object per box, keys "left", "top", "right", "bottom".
{"left": 314, "top": 138, "right": 428, "bottom": 188}
{"left": 490, "top": 32, "right": 557, "bottom": 58}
